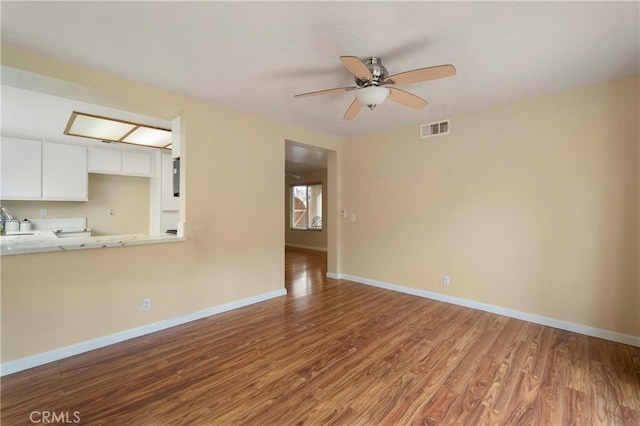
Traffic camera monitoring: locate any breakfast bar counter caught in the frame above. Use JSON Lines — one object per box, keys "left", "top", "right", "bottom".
{"left": 0, "top": 230, "right": 185, "bottom": 256}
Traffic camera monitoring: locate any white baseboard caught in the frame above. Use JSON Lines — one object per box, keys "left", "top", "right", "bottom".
{"left": 285, "top": 244, "right": 327, "bottom": 252}
{"left": 5, "top": 273, "right": 637, "bottom": 376}
{"left": 340, "top": 273, "right": 640, "bottom": 347}
{"left": 1, "top": 288, "right": 287, "bottom": 376}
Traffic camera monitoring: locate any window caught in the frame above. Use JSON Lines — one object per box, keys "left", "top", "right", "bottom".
{"left": 290, "top": 184, "right": 322, "bottom": 230}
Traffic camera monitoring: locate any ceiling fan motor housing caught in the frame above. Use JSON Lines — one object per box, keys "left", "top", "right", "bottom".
{"left": 356, "top": 57, "right": 389, "bottom": 87}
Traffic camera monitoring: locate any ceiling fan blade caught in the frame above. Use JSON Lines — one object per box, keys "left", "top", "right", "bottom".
{"left": 343, "top": 99, "right": 363, "bottom": 120}
{"left": 340, "top": 56, "right": 373, "bottom": 81}
{"left": 294, "top": 86, "right": 357, "bottom": 98}
{"left": 384, "top": 64, "right": 456, "bottom": 85}
{"left": 387, "top": 87, "right": 428, "bottom": 110}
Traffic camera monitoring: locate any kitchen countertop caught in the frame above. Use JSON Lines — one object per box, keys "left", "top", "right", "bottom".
{"left": 1, "top": 230, "right": 185, "bottom": 256}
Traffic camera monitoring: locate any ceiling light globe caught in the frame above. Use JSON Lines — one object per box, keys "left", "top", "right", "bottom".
{"left": 355, "top": 86, "right": 390, "bottom": 109}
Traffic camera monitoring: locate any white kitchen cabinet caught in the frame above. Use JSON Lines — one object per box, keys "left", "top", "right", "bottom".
{"left": 0, "top": 137, "right": 42, "bottom": 200}
{"left": 171, "top": 116, "right": 181, "bottom": 159}
{"left": 88, "top": 146, "right": 153, "bottom": 177}
{"left": 88, "top": 147, "right": 122, "bottom": 174}
{"left": 42, "top": 142, "right": 88, "bottom": 201}
{"left": 122, "top": 151, "right": 153, "bottom": 177}
{"left": 161, "top": 152, "right": 179, "bottom": 211}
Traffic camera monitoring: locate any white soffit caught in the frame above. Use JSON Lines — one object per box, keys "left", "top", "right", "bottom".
{"left": 1, "top": 83, "right": 172, "bottom": 146}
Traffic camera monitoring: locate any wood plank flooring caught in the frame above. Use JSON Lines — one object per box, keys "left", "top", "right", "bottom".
{"left": 2, "top": 247, "right": 639, "bottom": 425}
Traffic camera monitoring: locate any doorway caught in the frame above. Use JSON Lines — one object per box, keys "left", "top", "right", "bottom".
{"left": 284, "top": 139, "right": 338, "bottom": 278}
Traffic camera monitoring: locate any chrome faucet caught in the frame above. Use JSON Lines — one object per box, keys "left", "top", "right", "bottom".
{"left": 0, "top": 206, "right": 16, "bottom": 222}
{"left": 0, "top": 206, "right": 16, "bottom": 232}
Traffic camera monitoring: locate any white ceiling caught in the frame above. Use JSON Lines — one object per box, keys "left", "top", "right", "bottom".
{"left": 1, "top": 2, "right": 638, "bottom": 140}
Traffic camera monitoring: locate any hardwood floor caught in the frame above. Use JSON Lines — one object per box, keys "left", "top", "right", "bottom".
{"left": 2, "top": 247, "right": 639, "bottom": 425}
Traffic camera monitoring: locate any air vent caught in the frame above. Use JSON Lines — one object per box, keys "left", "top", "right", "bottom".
{"left": 420, "top": 119, "right": 450, "bottom": 139}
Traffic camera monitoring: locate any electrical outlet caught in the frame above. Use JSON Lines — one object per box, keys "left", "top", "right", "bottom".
{"left": 109, "top": 209, "right": 116, "bottom": 216}
{"left": 443, "top": 275, "right": 450, "bottom": 286}
{"left": 40, "top": 209, "right": 47, "bottom": 217}
{"left": 142, "top": 298, "right": 151, "bottom": 311}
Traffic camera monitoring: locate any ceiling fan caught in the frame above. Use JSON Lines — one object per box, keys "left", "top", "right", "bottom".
{"left": 294, "top": 56, "right": 456, "bottom": 120}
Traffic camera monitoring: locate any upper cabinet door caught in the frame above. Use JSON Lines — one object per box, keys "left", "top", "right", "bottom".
{"left": 122, "top": 151, "right": 153, "bottom": 177}
{"left": 171, "top": 116, "right": 181, "bottom": 159}
{"left": 42, "top": 142, "right": 88, "bottom": 201}
{"left": 88, "top": 147, "right": 122, "bottom": 174}
{"left": 88, "top": 147, "right": 153, "bottom": 177}
{"left": 0, "top": 137, "right": 42, "bottom": 200}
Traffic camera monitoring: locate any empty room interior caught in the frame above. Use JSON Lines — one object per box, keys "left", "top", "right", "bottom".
{"left": 1, "top": 2, "right": 639, "bottom": 425}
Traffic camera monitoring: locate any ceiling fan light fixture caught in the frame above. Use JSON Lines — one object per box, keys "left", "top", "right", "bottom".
{"left": 355, "top": 86, "right": 390, "bottom": 110}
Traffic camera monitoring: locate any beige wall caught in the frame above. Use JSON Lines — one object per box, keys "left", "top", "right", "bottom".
{"left": 2, "top": 173, "right": 150, "bottom": 236}
{"left": 0, "top": 45, "right": 342, "bottom": 362}
{"left": 3, "top": 42, "right": 636, "bottom": 366}
{"left": 285, "top": 169, "right": 328, "bottom": 250}
{"left": 342, "top": 75, "right": 640, "bottom": 337}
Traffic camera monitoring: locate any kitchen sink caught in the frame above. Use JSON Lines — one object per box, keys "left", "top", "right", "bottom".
{"left": 55, "top": 230, "right": 92, "bottom": 238}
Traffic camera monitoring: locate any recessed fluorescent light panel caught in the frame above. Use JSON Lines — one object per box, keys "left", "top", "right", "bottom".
{"left": 64, "top": 111, "right": 172, "bottom": 148}
{"left": 122, "top": 126, "right": 172, "bottom": 147}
